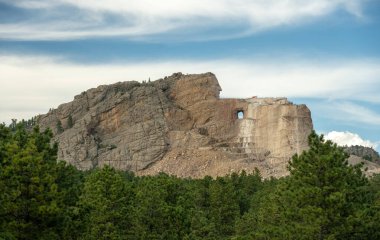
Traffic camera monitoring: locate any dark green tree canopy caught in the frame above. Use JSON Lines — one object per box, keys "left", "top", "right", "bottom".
{"left": 1, "top": 126, "right": 379, "bottom": 240}
{"left": 0, "top": 123, "right": 81, "bottom": 239}
{"left": 238, "top": 131, "right": 374, "bottom": 240}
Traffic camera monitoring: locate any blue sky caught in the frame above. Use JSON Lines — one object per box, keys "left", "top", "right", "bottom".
{"left": 0, "top": 0, "right": 379, "bottom": 150}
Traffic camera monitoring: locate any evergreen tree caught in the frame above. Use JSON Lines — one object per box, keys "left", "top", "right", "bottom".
{"left": 0, "top": 123, "right": 11, "bottom": 164}
{"left": 56, "top": 120, "right": 64, "bottom": 134}
{"left": 78, "top": 166, "right": 132, "bottom": 240}
{"left": 0, "top": 124, "right": 70, "bottom": 239}
{"left": 188, "top": 176, "right": 217, "bottom": 240}
{"left": 55, "top": 162, "right": 84, "bottom": 239}
{"left": 9, "top": 119, "right": 17, "bottom": 131}
{"left": 2, "top": 125, "right": 378, "bottom": 239}
{"left": 240, "top": 131, "right": 372, "bottom": 239}
{"left": 130, "top": 174, "right": 193, "bottom": 239}
{"left": 209, "top": 177, "right": 240, "bottom": 238}
{"left": 352, "top": 174, "right": 380, "bottom": 239}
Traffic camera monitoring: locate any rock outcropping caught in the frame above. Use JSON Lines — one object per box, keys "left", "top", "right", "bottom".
{"left": 38, "top": 73, "right": 313, "bottom": 178}
{"left": 344, "top": 145, "right": 380, "bottom": 164}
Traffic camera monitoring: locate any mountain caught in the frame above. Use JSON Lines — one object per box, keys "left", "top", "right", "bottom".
{"left": 344, "top": 145, "right": 380, "bottom": 164}
{"left": 37, "top": 72, "right": 314, "bottom": 178}
{"left": 344, "top": 145, "right": 380, "bottom": 175}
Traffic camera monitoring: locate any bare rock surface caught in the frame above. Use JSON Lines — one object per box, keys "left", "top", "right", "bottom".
{"left": 348, "top": 155, "right": 380, "bottom": 176}
{"left": 38, "top": 72, "right": 315, "bottom": 178}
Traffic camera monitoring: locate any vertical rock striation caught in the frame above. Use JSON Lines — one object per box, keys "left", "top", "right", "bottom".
{"left": 38, "top": 72, "right": 313, "bottom": 178}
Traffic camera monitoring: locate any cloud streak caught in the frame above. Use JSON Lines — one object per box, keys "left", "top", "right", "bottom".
{"left": 331, "top": 102, "right": 380, "bottom": 126}
{"left": 0, "top": 0, "right": 367, "bottom": 40}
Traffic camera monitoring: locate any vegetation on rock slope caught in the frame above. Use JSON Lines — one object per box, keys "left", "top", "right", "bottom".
{"left": 344, "top": 145, "right": 380, "bottom": 164}
{"left": 0, "top": 124, "right": 379, "bottom": 239}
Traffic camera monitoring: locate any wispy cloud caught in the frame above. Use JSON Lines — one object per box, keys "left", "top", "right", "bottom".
{"left": 0, "top": 0, "right": 367, "bottom": 40}
{"left": 329, "top": 102, "right": 380, "bottom": 126}
{"left": 305, "top": 98, "right": 380, "bottom": 152}
{"left": 0, "top": 54, "right": 379, "bottom": 123}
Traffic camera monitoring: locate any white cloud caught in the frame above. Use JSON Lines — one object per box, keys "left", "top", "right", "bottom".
{"left": 0, "top": 0, "right": 367, "bottom": 40}
{"left": 0, "top": 54, "right": 380, "bottom": 124}
{"left": 325, "top": 131, "right": 378, "bottom": 149}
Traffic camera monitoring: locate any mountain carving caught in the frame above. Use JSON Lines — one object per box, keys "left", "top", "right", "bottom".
{"left": 38, "top": 72, "right": 314, "bottom": 178}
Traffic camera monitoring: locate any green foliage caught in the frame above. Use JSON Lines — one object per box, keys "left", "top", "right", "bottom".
{"left": 0, "top": 123, "right": 83, "bottom": 239}
{"left": 286, "top": 132, "right": 370, "bottom": 239}
{"left": 0, "top": 128, "right": 379, "bottom": 239}
{"left": 78, "top": 166, "right": 132, "bottom": 239}
{"left": 9, "top": 119, "right": 17, "bottom": 131}
{"left": 237, "top": 131, "right": 375, "bottom": 240}
{"left": 56, "top": 119, "right": 64, "bottom": 134}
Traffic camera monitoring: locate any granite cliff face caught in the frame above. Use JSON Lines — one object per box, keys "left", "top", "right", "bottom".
{"left": 38, "top": 73, "right": 313, "bottom": 178}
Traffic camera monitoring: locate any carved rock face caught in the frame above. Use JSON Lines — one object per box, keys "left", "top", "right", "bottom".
{"left": 38, "top": 72, "right": 313, "bottom": 178}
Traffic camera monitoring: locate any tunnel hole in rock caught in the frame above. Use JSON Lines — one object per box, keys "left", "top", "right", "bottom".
{"left": 237, "top": 110, "right": 244, "bottom": 119}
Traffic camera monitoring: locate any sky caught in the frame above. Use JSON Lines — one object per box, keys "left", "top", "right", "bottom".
{"left": 0, "top": 0, "right": 379, "bottom": 150}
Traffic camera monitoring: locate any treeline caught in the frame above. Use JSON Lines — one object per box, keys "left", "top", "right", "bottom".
{"left": 0, "top": 123, "right": 380, "bottom": 239}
